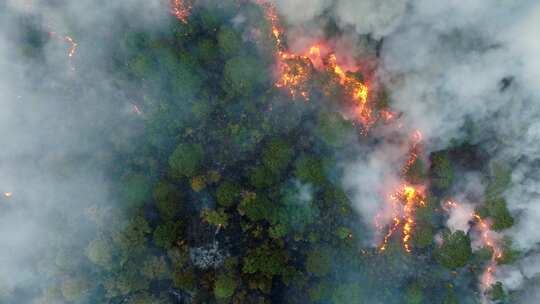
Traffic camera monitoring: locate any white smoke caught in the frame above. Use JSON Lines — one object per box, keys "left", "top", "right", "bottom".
{"left": 275, "top": 0, "right": 408, "bottom": 38}
{"left": 277, "top": 0, "right": 540, "bottom": 299}
{"left": 0, "top": 0, "right": 169, "bottom": 299}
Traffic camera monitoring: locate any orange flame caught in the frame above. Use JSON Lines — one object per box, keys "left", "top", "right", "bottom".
{"left": 378, "top": 131, "right": 426, "bottom": 253}
{"left": 170, "top": 0, "right": 192, "bottom": 24}
{"left": 3, "top": 192, "right": 13, "bottom": 198}
{"left": 49, "top": 31, "right": 78, "bottom": 70}
{"left": 445, "top": 201, "right": 503, "bottom": 294}
{"left": 256, "top": 0, "right": 375, "bottom": 128}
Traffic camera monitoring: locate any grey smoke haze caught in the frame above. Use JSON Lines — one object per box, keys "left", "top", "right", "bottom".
{"left": 0, "top": 0, "right": 169, "bottom": 298}
{"left": 2, "top": 0, "right": 540, "bottom": 302}
{"left": 274, "top": 0, "right": 540, "bottom": 300}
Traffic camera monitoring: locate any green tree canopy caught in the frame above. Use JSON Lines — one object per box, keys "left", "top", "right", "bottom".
{"left": 430, "top": 152, "right": 454, "bottom": 193}
{"left": 216, "top": 181, "right": 241, "bottom": 208}
{"left": 153, "top": 221, "right": 183, "bottom": 249}
{"left": 153, "top": 181, "right": 183, "bottom": 220}
{"left": 214, "top": 273, "right": 238, "bottom": 299}
{"left": 435, "top": 230, "right": 472, "bottom": 269}
{"left": 169, "top": 143, "right": 204, "bottom": 179}
{"left": 222, "top": 56, "right": 267, "bottom": 97}
{"left": 242, "top": 243, "right": 289, "bottom": 278}
{"left": 306, "top": 247, "right": 332, "bottom": 278}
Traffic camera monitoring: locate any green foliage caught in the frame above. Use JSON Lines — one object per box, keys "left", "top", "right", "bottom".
{"left": 430, "top": 152, "right": 454, "bottom": 193}
{"left": 222, "top": 56, "right": 267, "bottom": 97}
{"left": 249, "top": 165, "right": 277, "bottom": 189}
{"left": 218, "top": 26, "right": 242, "bottom": 58}
{"left": 125, "top": 292, "right": 161, "bottom": 304}
{"left": 214, "top": 273, "right": 238, "bottom": 299}
{"left": 485, "top": 163, "right": 512, "bottom": 201}
{"left": 314, "top": 112, "right": 354, "bottom": 148}
{"left": 120, "top": 174, "right": 152, "bottom": 208}
{"left": 190, "top": 175, "right": 207, "bottom": 192}
{"left": 484, "top": 197, "right": 514, "bottom": 231}
{"left": 482, "top": 164, "right": 514, "bottom": 231}
{"left": 114, "top": 215, "right": 151, "bottom": 257}
{"left": 202, "top": 208, "right": 229, "bottom": 228}
{"left": 306, "top": 247, "right": 332, "bottom": 277}
{"left": 216, "top": 181, "right": 241, "bottom": 208}
{"left": 405, "top": 282, "right": 424, "bottom": 304}
{"left": 61, "top": 277, "right": 89, "bottom": 302}
{"left": 104, "top": 262, "right": 149, "bottom": 298}
{"left": 86, "top": 238, "right": 114, "bottom": 269}
{"left": 335, "top": 227, "right": 352, "bottom": 240}
{"left": 153, "top": 221, "right": 183, "bottom": 249}
{"left": 308, "top": 281, "right": 331, "bottom": 302}
{"left": 269, "top": 182, "right": 317, "bottom": 236}
{"left": 435, "top": 230, "right": 472, "bottom": 269}
{"left": 172, "top": 267, "right": 196, "bottom": 292}
{"left": 294, "top": 155, "right": 326, "bottom": 185}
{"left": 406, "top": 158, "right": 426, "bottom": 185}
{"left": 497, "top": 237, "right": 521, "bottom": 265}
{"left": 442, "top": 289, "right": 459, "bottom": 304}
{"left": 411, "top": 223, "right": 434, "bottom": 249}
{"left": 238, "top": 193, "right": 273, "bottom": 222}
{"left": 140, "top": 255, "right": 170, "bottom": 280}
{"left": 129, "top": 54, "right": 155, "bottom": 78}
{"left": 331, "top": 283, "right": 363, "bottom": 304}
{"left": 153, "top": 182, "right": 183, "bottom": 220}
{"left": 169, "top": 143, "right": 204, "bottom": 179}
{"left": 197, "top": 38, "right": 219, "bottom": 64}
{"left": 488, "top": 282, "right": 506, "bottom": 302}
{"left": 242, "top": 243, "right": 289, "bottom": 278}
{"left": 262, "top": 138, "right": 294, "bottom": 175}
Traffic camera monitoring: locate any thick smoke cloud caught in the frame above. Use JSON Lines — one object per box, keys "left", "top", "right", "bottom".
{"left": 274, "top": 0, "right": 540, "bottom": 300}
{"left": 0, "top": 0, "right": 168, "bottom": 298}
{"left": 275, "top": 0, "right": 407, "bottom": 38}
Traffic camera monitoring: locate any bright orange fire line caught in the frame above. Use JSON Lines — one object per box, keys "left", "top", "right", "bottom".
{"left": 378, "top": 131, "right": 425, "bottom": 253}
{"left": 445, "top": 201, "right": 503, "bottom": 292}
{"left": 257, "top": 0, "right": 373, "bottom": 125}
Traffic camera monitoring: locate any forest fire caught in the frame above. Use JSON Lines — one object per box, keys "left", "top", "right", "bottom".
{"left": 378, "top": 184, "right": 426, "bottom": 253}
{"left": 170, "top": 0, "right": 192, "bottom": 24}
{"left": 378, "top": 130, "right": 426, "bottom": 253}
{"left": 257, "top": 0, "right": 426, "bottom": 252}
{"left": 49, "top": 31, "right": 78, "bottom": 69}
{"left": 257, "top": 0, "right": 374, "bottom": 127}
{"left": 444, "top": 201, "right": 503, "bottom": 294}
{"left": 65, "top": 36, "right": 78, "bottom": 59}
{"left": 3, "top": 192, "right": 13, "bottom": 198}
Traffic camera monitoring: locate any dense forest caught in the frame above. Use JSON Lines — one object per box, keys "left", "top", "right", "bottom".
{"left": 0, "top": 1, "right": 526, "bottom": 303}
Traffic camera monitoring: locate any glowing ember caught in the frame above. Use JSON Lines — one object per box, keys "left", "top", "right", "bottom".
{"left": 380, "top": 109, "right": 398, "bottom": 123}
{"left": 402, "top": 130, "right": 423, "bottom": 175}
{"left": 65, "top": 36, "right": 78, "bottom": 58}
{"left": 256, "top": 0, "right": 285, "bottom": 52}
{"left": 132, "top": 104, "right": 142, "bottom": 115}
{"left": 256, "top": 0, "right": 374, "bottom": 123}
{"left": 445, "top": 201, "right": 503, "bottom": 295}
{"left": 378, "top": 130, "right": 426, "bottom": 253}
{"left": 275, "top": 53, "right": 313, "bottom": 100}
{"left": 170, "top": 0, "right": 192, "bottom": 24}
{"left": 3, "top": 192, "right": 13, "bottom": 198}
{"left": 378, "top": 184, "right": 426, "bottom": 253}
{"left": 473, "top": 213, "right": 503, "bottom": 291}
{"left": 49, "top": 31, "right": 78, "bottom": 70}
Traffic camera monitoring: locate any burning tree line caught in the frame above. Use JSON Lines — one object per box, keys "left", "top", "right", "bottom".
{"left": 1, "top": 1, "right": 519, "bottom": 303}
{"left": 256, "top": 0, "right": 515, "bottom": 301}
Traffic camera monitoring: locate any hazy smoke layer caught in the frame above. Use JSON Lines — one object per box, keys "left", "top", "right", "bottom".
{"left": 0, "top": 0, "right": 167, "bottom": 297}
{"left": 275, "top": 0, "right": 540, "bottom": 299}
